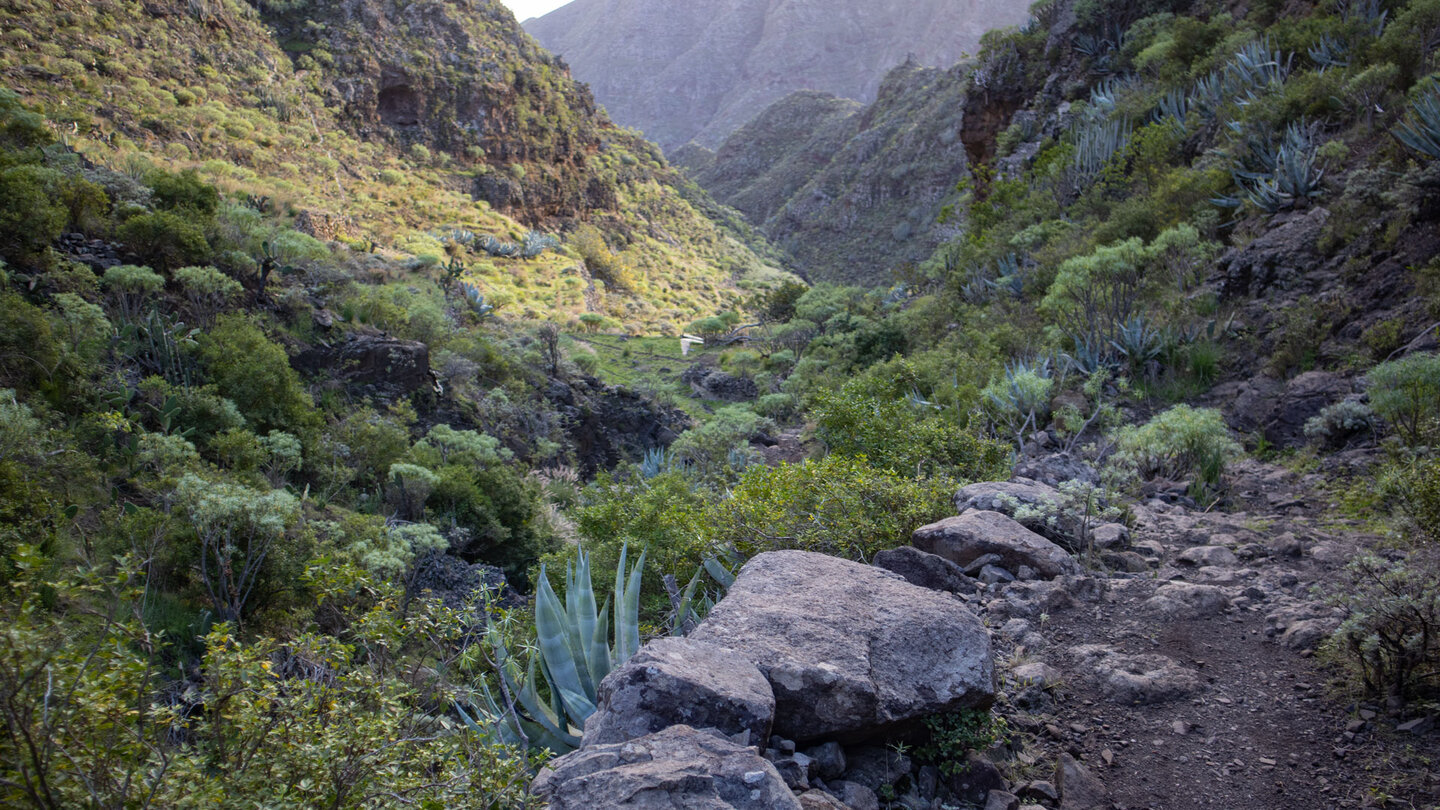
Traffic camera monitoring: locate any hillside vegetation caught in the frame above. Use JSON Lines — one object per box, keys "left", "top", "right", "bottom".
{"left": 0, "top": 0, "right": 790, "bottom": 332}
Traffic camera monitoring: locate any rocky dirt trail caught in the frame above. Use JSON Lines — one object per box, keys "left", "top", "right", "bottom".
{"left": 985, "top": 459, "right": 1439, "bottom": 809}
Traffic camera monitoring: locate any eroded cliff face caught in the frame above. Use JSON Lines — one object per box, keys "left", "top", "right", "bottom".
{"left": 524, "top": 0, "right": 1031, "bottom": 151}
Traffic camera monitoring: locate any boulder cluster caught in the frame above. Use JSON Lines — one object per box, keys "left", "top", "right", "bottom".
{"left": 532, "top": 478, "right": 1121, "bottom": 809}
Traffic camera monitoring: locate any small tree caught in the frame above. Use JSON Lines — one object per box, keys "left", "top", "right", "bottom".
{"left": 175, "top": 474, "right": 300, "bottom": 624}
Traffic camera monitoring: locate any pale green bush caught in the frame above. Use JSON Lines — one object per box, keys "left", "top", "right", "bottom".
{"left": 101, "top": 264, "right": 164, "bottom": 321}
{"left": 1111, "top": 405, "right": 1240, "bottom": 493}
{"left": 1367, "top": 353, "right": 1440, "bottom": 446}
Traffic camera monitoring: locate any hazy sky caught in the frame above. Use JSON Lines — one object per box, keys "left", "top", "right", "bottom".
{"left": 499, "top": 0, "right": 570, "bottom": 22}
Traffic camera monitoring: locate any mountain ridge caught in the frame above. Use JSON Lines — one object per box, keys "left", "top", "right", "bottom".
{"left": 524, "top": 0, "right": 1031, "bottom": 151}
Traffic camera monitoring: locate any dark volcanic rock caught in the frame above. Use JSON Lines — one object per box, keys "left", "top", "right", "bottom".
{"left": 681, "top": 364, "right": 759, "bottom": 402}
{"left": 873, "top": 546, "right": 979, "bottom": 595}
{"left": 913, "top": 511, "right": 1080, "bottom": 579}
{"left": 545, "top": 376, "right": 692, "bottom": 475}
{"left": 293, "top": 334, "right": 433, "bottom": 401}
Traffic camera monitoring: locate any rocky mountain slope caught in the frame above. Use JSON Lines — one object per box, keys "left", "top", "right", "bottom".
{"left": 523, "top": 0, "right": 1030, "bottom": 151}
{"left": 677, "top": 52, "right": 1027, "bottom": 285}
{"left": 0, "top": 0, "right": 788, "bottom": 329}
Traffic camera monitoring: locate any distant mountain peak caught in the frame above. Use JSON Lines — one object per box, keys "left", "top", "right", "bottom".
{"left": 524, "top": 0, "right": 1032, "bottom": 152}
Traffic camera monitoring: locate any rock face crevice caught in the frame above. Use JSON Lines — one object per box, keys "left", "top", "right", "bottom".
{"left": 524, "top": 0, "right": 1030, "bottom": 152}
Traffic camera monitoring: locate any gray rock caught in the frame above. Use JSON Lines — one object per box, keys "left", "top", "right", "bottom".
{"left": 583, "top": 637, "right": 775, "bottom": 747}
{"left": 1145, "top": 582, "right": 1232, "bottom": 617}
{"left": 948, "top": 751, "right": 1006, "bottom": 805}
{"left": 1279, "top": 618, "right": 1340, "bottom": 651}
{"left": 834, "top": 780, "right": 880, "bottom": 810}
{"left": 873, "top": 545, "right": 979, "bottom": 595}
{"left": 692, "top": 551, "right": 995, "bottom": 742}
{"left": 986, "top": 790, "right": 1022, "bottom": 810}
{"left": 981, "top": 564, "right": 1017, "bottom": 585}
{"left": 803, "top": 742, "right": 847, "bottom": 781}
{"left": 1101, "top": 551, "right": 1151, "bottom": 573}
{"left": 1217, "top": 206, "right": 1330, "bottom": 299}
{"left": 1056, "top": 753, "right": 1108, "bottom": 810}
{"left": 842, "top": 745, "right": 912, "bottom": 791}
{"left": 914, "top": 511, "right": 1080, "bottom": 579}
{"left": 531, "top": 725, "right": 802, "bottom": 809}
{"left": 956, "top": 480, "right": 1063, "bottom": 518}
{"left": 1019, "top": 780, "right": 1059, "bottom": 802}
{"left": 1071, "top": 645, "right": 1202, "bottom": 705}
{"left": 1010, "top": 662, "right": 1063, "bottom": 689}
{"left": 1090, "top": 523, "right": 1130, "bottom": 550}
{"left": 1265, "top": 371, "right": 1351, "bottom": 448}
{"left": 799, "top": 790, "right": 849, "bottom": 809}
{"left": 292, "top": 334, "right": 434, "bottom": 401}
{"left": 1177, "top": 545, "right": 1239, "bottom": 567}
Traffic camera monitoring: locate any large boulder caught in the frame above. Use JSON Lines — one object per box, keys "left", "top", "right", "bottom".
{"left": 582, "top": 637, "right": 775, "bottom": 747}
{"left": 955, "top": 480, "right": 1062, "bottom": 515}
{"left": 955, "top": 480, "right": 1089, "bottom": 548}
{"left": 913, "top": 511, "right": 1079, "bottom": 579}
{"left": 545, "top": 376, "right": 693, "bottom": 476}
{"left": 690, "top": 550, "right": 995, "bottom": 742}
{"left": 1263, "top": 371, "right": 1352, "bottom": 447}
{"left": 531, "top": 725, "right": 801, "bottom": 810}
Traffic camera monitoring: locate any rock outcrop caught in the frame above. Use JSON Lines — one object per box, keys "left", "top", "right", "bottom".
{"left": 582, "top": 637, "right": 775, "bottom": 747}
{"left": 531, "top": 725, "right": 801, "bottom": 809}
{"left": 681, "top": 363, "right": 760, "bottom": 402}
{"left": 545, "top": 376, "right": 693, "bottom": 475}
{"left": 292, "top": 334, "right": 433, "bottom": 401}
{"left": 524, "top": 0, "right": 1030, "bottom": 151}
{"left": 690, "top": 550, "right": 995, "bottom": 742}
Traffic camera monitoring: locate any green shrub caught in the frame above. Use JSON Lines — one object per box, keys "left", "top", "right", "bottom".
{"left": 1111, "top": 405, "right": 1241, "bottom": 494}
{"left": 669, "top": 406, "right": 770, "bottom": 481}
{"left": 0, "top": 165, "right": 68, "bottom": 265}
{"left": 1367, "top": 353, "right": 1440, "bottom": 446}
{"left": 118, "top": 210, "right": 209, "bottom": 270}
{"left": 753, "top": 392, "right": 798, "bottom": 421}
{"left": 174, "top": 473, "right": 301, "bottom": 623}
{"left": 1325, "top": 549, "right": 1440, "bottom": 704}
{"left": 174, "top": 265, "right": 243, "bottom": 324}
{"left": 1378, "top": 456, "right": 1440, "bottom": 545}
{"left": 1303, "top": 400, "right": 1377, "bottom": 449}
{"left": 811, "top": 372, "right": 1008, "bottom": 481}
{"left": 145, "top": 167, "right": 219, "bottom": 219}
{"left": 711, "top": 454, "right": 957, "bottom": 562}
{"left": 196, "top": 315, "right": 318, "bottom": 435}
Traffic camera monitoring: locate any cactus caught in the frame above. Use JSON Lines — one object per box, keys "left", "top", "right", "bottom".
{"left": 1395, "top": 84, "right": 1440, "bottom": 160}
{"left": 639, "top": 446, "right": 672, "bottom": 479}
{"left": 1071, "top": 118, "right": 1131, "bottom": 180}
{"left": 1152, "top": 89, "right": 1190, "bottom": 133}
{"left": 461, "top": 545, "right": 647, "bottom": 752}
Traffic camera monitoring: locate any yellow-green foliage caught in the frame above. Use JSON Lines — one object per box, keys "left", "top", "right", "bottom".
{"left": 1111, "top": 405, "right": 1241, "bottom": 490}
{"left": 712, "top": 454, "right": 958, "bottom": 562}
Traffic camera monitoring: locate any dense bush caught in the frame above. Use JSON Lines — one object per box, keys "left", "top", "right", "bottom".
{"left": 811, "top": 371, "right": 1008, "bottom": 480}
{"left": 1366, "top": 353, "right": 1440, "bottom": 446}
{"left": 1110, "top": 405, "right": 1241, "bottom": 493}
{"left": 196, "top": 315, "right": 319, "bottom": 435}
{"left": 711, "top": 454, "right": 957, "bottom": 562}
{"left": 1326, "top": 549, "right": 1440, "bottom": 704}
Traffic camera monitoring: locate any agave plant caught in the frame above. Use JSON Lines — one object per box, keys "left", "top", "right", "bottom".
{"left": 1071, "top": 118, "right": 1131, "bottom": 181}
{"left": 1152, "top": 89, "right": 1191, "bottom": 133}
{"left": 1395, "top": 84, "right": 1440, "bottom": 160}
{"left": 1109, "top": 315, "right": 1165, "bottom": 373}
{"left": 460, "top": 545, "right": 646, "bottom": 752}
{"left": 1226, "top": 39, "right": 1291, "bottom": 103}
{"left": 1307, "top": 34, "right": 1350, "bottom": 72}
{"left": 457, "top": 282, "right": 495, "bottom": 320}
{"left": 521, "top": 231, "right": 561, "bottom": 259}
